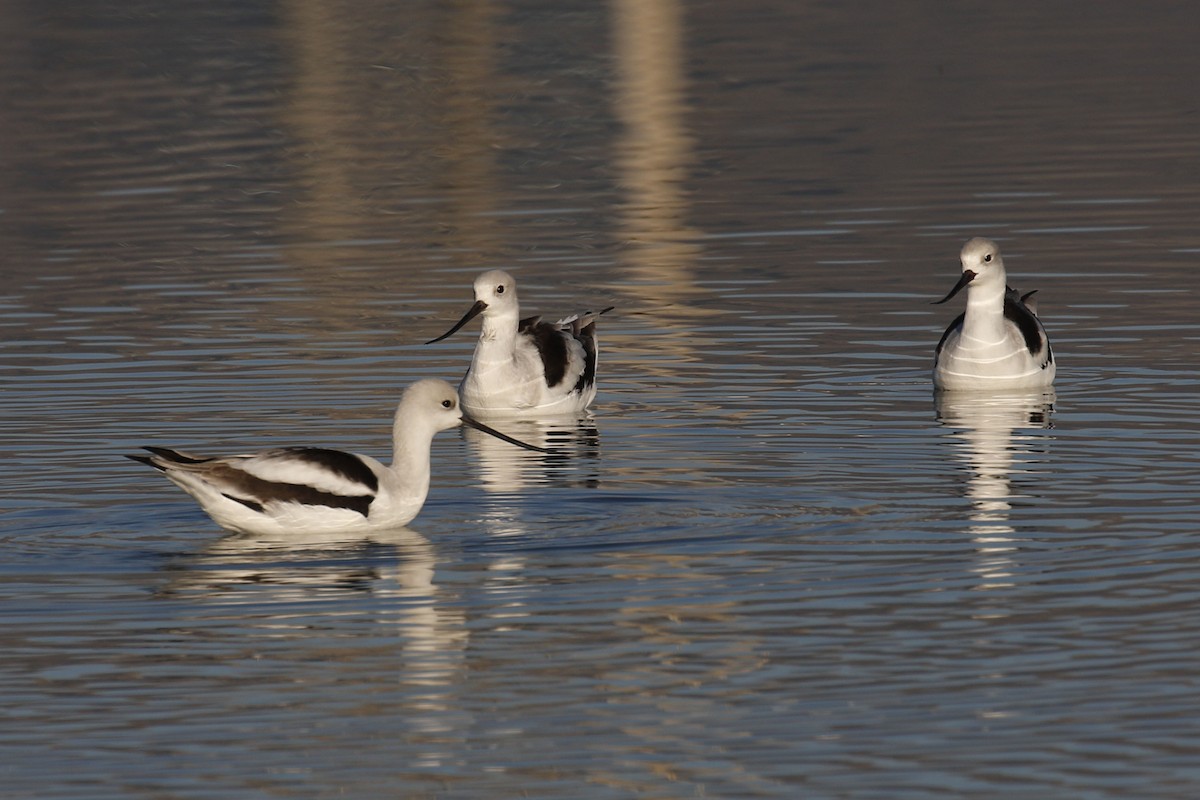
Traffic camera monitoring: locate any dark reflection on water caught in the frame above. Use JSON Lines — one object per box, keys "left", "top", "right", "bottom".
{"left": 4, "top": 0, "right": 1200, "bottom": 797}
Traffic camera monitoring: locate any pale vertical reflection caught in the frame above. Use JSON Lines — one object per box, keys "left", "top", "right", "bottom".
{"left": 433, "top": 0, "right": 505, "bottom": 254}
{"left": 372, "top": 532, "right": 469, "bottom": 696}
{"left": 460, "top": 411, "right": 600, "bottom": 598}
{"left": 160, "top": 528, "right": 467, "bottom": 760}
{"left": 611, "top": 0, "right": 709, "bottom": 312}
{"left": 276, "top": 0, "right": 367, "bottom": 243}
{"left": 373, "top": 531, "right": 470, "bottom": 762}
{"left": 276, "top": 0, "right": 504, "bottom": 297}
{"left": 465, "top": 419, "right": 561, "bottom": 500}
{"left": 462, "top": 417, "right": 601, "bottom": 495}
{"left": 936, "top": 390, "right": 1055, "bottom": 591}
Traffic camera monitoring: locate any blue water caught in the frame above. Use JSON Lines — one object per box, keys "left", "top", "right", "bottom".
{"left": 3, "top": 1, "right": 1200, "bottom": 797}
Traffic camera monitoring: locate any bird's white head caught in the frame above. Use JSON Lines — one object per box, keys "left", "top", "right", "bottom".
{"left": 401, "top": 379, "right": 465, "bottom": 436}
{"left": 933, "top": 237, "right": 1007, "bottom": 305}
{"left": 472, "top": 269, "right": 519, "bottom": 316}
{"left": 425, "top": 270, "right": 520, "bottom": 345}
{"left": 960, "top": 237, "right": 1005, "bottom": 280}
{"left": 396, "top": 378, "right": 552, "bottom": 453}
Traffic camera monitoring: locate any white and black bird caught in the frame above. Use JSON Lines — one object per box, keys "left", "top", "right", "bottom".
{"left": 933, "top": 237, "right": 1055, "bottom": 390}
{"left": 127, "top": 379, "right": 548, "bottom": 535}
{"left": 426, "top": 270, "right": 613, "bottom": 417}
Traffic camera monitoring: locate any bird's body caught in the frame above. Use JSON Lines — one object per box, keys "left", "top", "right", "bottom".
{"left": 127, "top": 379, "right": 545, "bottom": 535}
{"left": 427, "top": 270, "right": 612, "bottom": 417}
{"left": 933, "top": 238, "right": 1055, "bottom": 391}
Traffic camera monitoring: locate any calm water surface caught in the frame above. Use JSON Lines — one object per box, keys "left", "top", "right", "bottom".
{"left": 3, "top": 1, "right": 1200, "bottom": 798}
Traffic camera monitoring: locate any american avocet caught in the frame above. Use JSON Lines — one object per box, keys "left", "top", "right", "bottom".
{"left": 933, "top": 237, "right": 1055, "bottom": 390}
{"left": 426, "top": 270, "right": 613, "bottom": 417}
{"left": 127, "top": 379, "right": 548, "bottom": 535}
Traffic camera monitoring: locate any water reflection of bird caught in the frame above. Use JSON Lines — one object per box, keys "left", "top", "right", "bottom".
{"left": 426, "top": 270, "right": 613, "bottom": 417}
{"left": 127, "top": 379, "right": 546, "bottom": 535}
{"left": 936, "top": 389, "right": 1055, "bottom": 590}
{"left": 463, "top": 415, "right": 601, "bottom": 495}
{"left": 156, "top": 526, "right": 470, "bottom": 746}
{"left": 933, "top": 238, "right": 1055, "bottom": 390}
{"left": 156, "top": 525, "right": 438, "bottom": 600}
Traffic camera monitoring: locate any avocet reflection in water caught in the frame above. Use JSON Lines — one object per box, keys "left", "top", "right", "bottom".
{"left": 460, "top": 415, "right": 603, "bottom": 539}
{"left": 463, "top": 415, "right": 602, "bottom": 495}
{"left": 936, "top": 390, "right": 1056, "bottom": 591}
{"left": 157, "top": 526, "right": 471, "bottom": 757}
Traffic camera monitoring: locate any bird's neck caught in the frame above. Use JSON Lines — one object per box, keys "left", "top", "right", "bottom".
{"left": 389, "top": 422, "right": 434, "bottom": 486}
{"left": 474, "top": 311, "right": 520, "bottom": 359}
{"left": 961, "top": 278, "right": 1008, "bottom": 342}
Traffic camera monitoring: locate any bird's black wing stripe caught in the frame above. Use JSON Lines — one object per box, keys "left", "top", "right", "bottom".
{"left": 1004, "top": 296, "right": 1045, "bottom": 357}
{"left": 211, "top": 464, "right": 375, "bottom": 517}
{"left": 223, "top": 493, "right": 265, "bottom": 513}
{"left": 572, "top": 320, "right": 599, "bottom": 394}
{"left": 282, "top": 448, "right": 380, "bottom": 493}
{"left": 525, "top": 322, "right": 570, "bottom": 387}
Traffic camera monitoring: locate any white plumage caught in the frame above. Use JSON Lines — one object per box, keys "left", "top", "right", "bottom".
{"left": 933, "top": 238, "right": 1056, "bottom": 391}
{"left": 127, "top": 379, "right": 547, "bottom": 535}
{"left": 427, "top": 270, "right": 612, "bottom": 418}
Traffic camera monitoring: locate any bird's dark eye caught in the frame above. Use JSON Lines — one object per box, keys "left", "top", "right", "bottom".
{"left": 496, "top": 284, "right": 505, "bottom": 294}
{"left": 984, "top": 253, "right": 993, "bottom": 263}
{"left": 442, "top": 399, "right": 453, "bottom": 408}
